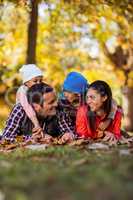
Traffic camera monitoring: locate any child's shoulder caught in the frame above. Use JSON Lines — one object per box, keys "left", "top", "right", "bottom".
{"left": 17, "top": 85, "right": 28, "bottom": 94}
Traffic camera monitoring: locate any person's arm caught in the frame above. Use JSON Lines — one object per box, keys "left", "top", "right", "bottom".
{"left": 76, "top": 106, "right": 92, "bottom": 138}
{"left": 17, "top": 87, "right": 40, "bottom": 128}
{"left": 2, "top": 105, "right": 25, "bottom": 142}
{"left": 109, "top": 108, "right": 122, "bottom": 139}
{"left": 57, "top": 111, "right": 75, "bottom": 138}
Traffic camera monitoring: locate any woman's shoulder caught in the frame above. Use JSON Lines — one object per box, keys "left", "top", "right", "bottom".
{"left": 114, "top": 106, "right": 123, "bottom": 119}
{"left": 77, "top": 104, "right": 88, "bottom": 113}
{"left": 116, "top": 106, "right": 123, "bottom": 113}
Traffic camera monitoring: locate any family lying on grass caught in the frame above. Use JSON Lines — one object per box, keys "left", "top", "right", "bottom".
{"left": 0, "top": 64, "right": 132, "bottom": 148}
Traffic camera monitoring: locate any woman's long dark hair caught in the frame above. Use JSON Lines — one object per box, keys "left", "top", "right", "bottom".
{"left": 87, "top": 80, "right": 112, "bottom": 131}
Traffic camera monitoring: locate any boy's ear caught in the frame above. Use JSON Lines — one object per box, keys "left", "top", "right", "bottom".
{"left": 32, "top": 103, "right": 41, "bottom": 112}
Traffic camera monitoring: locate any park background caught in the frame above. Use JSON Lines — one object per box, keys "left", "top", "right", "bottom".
{"left": 0, "top": 1, "right": 133, "bottom": 200}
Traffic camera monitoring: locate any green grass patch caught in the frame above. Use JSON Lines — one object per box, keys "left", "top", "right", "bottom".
{"left": 0, "top": 146, "right": 133, "bottom": 200}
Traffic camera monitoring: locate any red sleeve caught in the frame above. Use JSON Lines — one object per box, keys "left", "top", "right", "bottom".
{"left": 108, "top": 108, "right": 122, "bottom": 139}
{"left": 76, "top": 106, "right": 93, "bottom": 138}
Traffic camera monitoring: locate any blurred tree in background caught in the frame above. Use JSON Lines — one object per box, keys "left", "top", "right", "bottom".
{"left": 0, "top": 0, "right": 133, "bottom": 130}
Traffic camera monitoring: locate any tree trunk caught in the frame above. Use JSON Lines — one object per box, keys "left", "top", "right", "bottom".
{"left": 122, "top": 86, "right": 133, "bottom": 131}
{"left": 26, "top": 0, "right": 38, "bottom": 64}
{"left": 103, "top": 43, "right": 133, "bottom": 131}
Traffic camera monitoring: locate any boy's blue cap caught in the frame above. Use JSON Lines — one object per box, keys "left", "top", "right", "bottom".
{"left": 63, "top": 72, "right": 88, "bottom": 94}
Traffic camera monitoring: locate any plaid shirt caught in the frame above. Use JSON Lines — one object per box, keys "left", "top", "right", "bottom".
{"left": 57, "top": 99, "right": 78, "bottom": 137}
{"left": 1, "top": 104, "right": 31, "bottom": 142}
{"left": 1, "top": 104, "right": 60, "bottom": 143}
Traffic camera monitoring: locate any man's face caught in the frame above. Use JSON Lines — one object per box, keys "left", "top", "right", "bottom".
{"left": 33, "top": 91, "right": 57, "bottom": 118}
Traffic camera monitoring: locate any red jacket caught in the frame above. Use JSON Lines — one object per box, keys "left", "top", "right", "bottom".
{"left": 76, "top": 105, "right": 122, "bottom": 139}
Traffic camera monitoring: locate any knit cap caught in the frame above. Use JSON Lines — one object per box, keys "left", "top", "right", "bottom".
{"left": 19, "top": 64, "right": 43, "bottom": 83}
{"left": 63, "top": 71, "right": 88, "bottom": 94}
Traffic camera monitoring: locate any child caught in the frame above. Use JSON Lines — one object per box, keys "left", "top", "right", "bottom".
{"left": 58, "top": 71, "right": 117, "bottom": 143}
{"left": 16, "top": 64, "right": 44, "bottom": 138}
{"left": 58, "top": 71, "right": 89, "bottom": 143}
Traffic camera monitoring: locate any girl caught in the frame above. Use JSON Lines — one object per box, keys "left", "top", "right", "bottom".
{"left": 76, "top": 80, "right": 122, "bottom": 145}
{"left": 16, "top": 64, "right": 44, "bottom": 138}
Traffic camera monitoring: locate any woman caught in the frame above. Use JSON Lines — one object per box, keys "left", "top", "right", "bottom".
{"left": 76, "top": 80, "right": 122, "bottom": 144}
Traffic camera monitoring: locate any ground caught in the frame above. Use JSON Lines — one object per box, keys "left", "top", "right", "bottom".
{"left": 0, "top": 145, "right": 133, "bottom": 200}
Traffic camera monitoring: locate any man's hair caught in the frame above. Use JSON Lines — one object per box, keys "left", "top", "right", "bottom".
{"left": 27, "top": 83, "right": 53, "bottom": 106}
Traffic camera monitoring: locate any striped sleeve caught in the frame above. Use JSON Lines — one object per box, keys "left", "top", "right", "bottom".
{"left": 2, "top": 104, "right": 25, "bottom": 142}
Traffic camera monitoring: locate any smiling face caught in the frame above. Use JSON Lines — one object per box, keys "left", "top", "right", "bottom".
{"left": 33, "top": 91, "right": 57, "bottom": 118}
{"left": 25, "top": 76, "right": 43, "bottom": 88}
{"left": 42, "top": 91, "right": 57, "bottom": 116}
{"left": 86, "top": 88, "right": 107, "bottom": 112}
{"left": 63, "top": 91, "right": 79, "bottom": 103}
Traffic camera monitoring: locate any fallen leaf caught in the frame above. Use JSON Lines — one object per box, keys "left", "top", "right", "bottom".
{"left": 25, "top": 144, "right": 48, "bottom": 151}
{"left": 69, "top": 139, "right": 90, "bottom": 146}
{"left": 88, "top": 142, "right": 109, "bottom": 150}
{"left": 5, "top": 143, "right": 18, "bottom": 150}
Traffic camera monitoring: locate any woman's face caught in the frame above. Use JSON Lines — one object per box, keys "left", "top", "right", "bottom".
{"left": 86, "top": 88, "right": 107, "bottom": 112}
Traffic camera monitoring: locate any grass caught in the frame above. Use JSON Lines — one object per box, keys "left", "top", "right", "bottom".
{"left": 0, "top": 146, "right": 133, "bottom": 200}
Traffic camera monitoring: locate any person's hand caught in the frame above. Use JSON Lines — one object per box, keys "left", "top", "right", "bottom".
{"left": 39, "top": 134, "right": 53, "bottom": 144}
{"left": 59, "top": 133, "right": 74, "bottom": 144}
{"left": 96, "top": 130, "right": 104, "bottom": 139}
{"left": 32, "top": 126, "right": 44, "bottom": 140}
{"left": 119, "top": 136, "right": 133, "bottom": 144}
{"left": 102, "top": 131, "right": 117, "bottom": 146}
{"left": 98, "top": 119, "right": 111, "bottom": 131}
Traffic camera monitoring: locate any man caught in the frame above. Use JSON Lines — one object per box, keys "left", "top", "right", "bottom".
{"left": 1, "top": 83, "right": 60, "bottom": 143}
